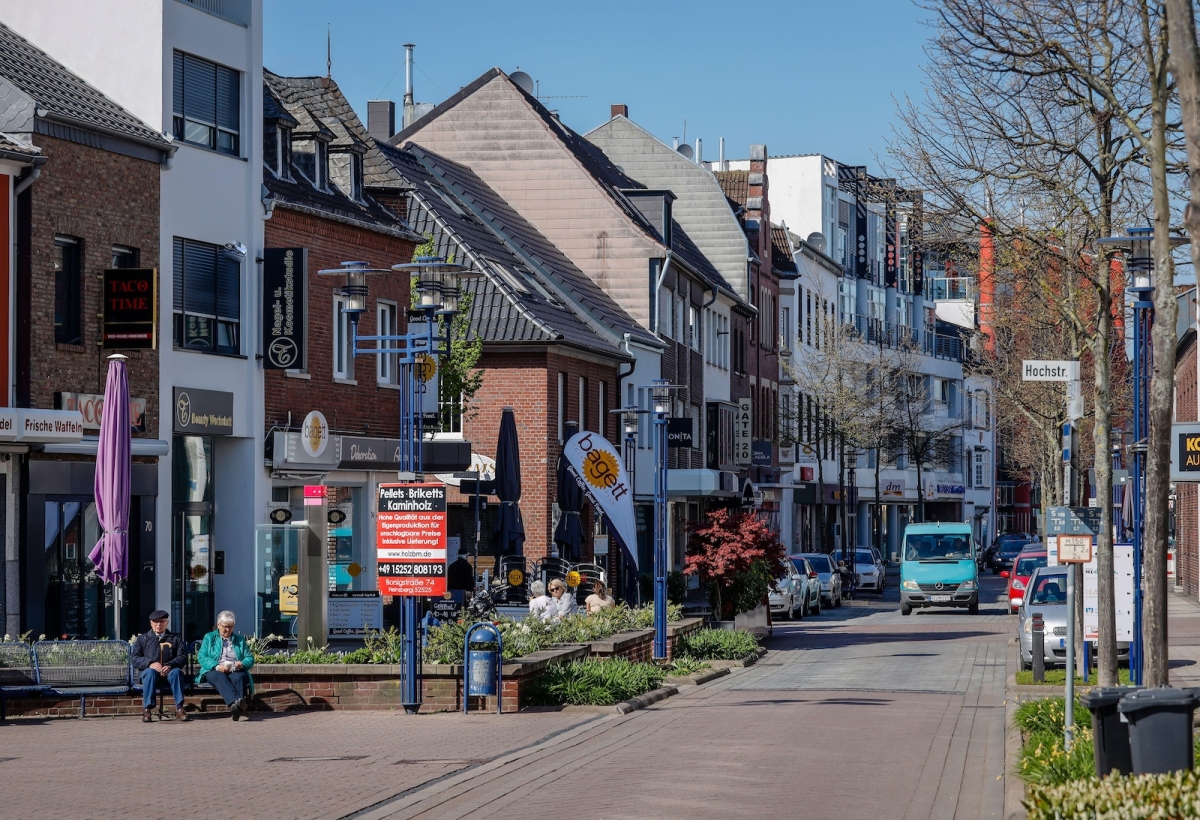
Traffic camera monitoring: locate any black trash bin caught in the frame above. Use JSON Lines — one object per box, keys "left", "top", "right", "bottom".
{"left": 1080, "top": 686, "right": 1140, "bottom": 776}
{"left": 1117, "top": 687, "right": 1199, "bottom": 775}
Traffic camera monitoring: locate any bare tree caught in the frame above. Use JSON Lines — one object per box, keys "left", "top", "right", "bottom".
{"left": 892, "top": 0, "right": 1162, "bottom": 686}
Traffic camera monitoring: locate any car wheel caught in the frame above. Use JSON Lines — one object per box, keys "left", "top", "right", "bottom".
{"left": 788, "top": 597, "right": 797, "bottom": 620}
{"left": 969, "top": 600, "right": 979, "bottom": 615}
{"left": 812, "top": 594, "right": 821, "bottom": 615}
{"left": 796, "top": 596, "right": 805, "bottom": 619}
{"left": 901, "top": 602, "right": 912, "bottom": 616}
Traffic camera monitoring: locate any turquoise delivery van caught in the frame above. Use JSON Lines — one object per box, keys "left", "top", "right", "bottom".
{"left": 899, "top": 522, "right": 979, "bottom": 616}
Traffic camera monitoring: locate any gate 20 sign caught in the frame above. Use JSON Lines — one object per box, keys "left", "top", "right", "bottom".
{"left": 376, "top": 483, "right": 447, "bottom": 596}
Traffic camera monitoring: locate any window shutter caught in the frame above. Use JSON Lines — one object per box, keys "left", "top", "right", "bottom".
{"left": 182, "top": 240, "right": 217, "bottom": 316}
{"left": 216, "top": 66, "right": 239, "bottom": 131}
{"left": 172, "top": 51, "right": 184, "bottom": 116}
{"left": 183, "top": 55, "right": 216, "bottom": 123}
{"left": 217, "top": 255, "right": 241, "bottom": 320}
{"left": 173, "top": 238, "right": 185, "bottom": 312}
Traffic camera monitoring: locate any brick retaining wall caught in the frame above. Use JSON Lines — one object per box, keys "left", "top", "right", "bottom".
{"left": 2, "top": 619, "right": 705, "bottom": 718}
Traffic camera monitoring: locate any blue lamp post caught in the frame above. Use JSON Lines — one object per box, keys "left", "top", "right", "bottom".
{"left": 1096, "top": 228, "right": 1187, "bottom": 686}
{"left": 318, "top": 256, "right": 477, "bottom": 712}
{"left": 649, "top": 380, "right": 678, "bottom": 659}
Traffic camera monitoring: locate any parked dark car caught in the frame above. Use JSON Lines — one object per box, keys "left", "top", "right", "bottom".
{"left": 989, "top": 533, "right": 1035, "bottom": 574}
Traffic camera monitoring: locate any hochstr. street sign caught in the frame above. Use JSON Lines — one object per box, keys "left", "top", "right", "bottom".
{"left": 1022, "top": 360, "right": 1080, "bottom": 381}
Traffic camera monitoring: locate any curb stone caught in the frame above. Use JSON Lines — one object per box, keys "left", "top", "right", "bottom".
{"left": 1004, "top": 640, "right": 1028, "bottom": 820}
{"left": 559, "top": 685, "right": 679, "bottom": 715}
{"left": 664, "top": 667, "right": 730, "bottom": 686}
{"left": 705, "top": 647, "right": 767, "bottom": 669}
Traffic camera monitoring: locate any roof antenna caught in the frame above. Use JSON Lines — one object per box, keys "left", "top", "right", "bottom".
{"left": 326, "top": 24, "right": 332, "bottom": 78}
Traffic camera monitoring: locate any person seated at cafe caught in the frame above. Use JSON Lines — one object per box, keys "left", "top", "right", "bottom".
{"left": 447, "top": 547, "right": 474, "bottom": 592}
{"left": 584, "top": 580, "right": 616, "bottom": 615}
{"left": 548, "top": 578, "right": 576, "bottom": 619}
{"left": 196, "top": 610, "right": 256, "bottom": 721}
{"left": 529, "top": 581, "right": 554, "bottom": 620}
{"left": 131, "top": 609, "right": 189, "bottom": 723}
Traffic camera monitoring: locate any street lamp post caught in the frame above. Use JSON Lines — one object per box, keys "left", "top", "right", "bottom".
{"left": 318, "top": 257, "right": 477, "bottom": 713}
{"left": 650, "top": 380, "right": 679, "bottom": 659}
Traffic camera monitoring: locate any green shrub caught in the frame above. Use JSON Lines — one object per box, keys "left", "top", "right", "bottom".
{"left": 1015, "top": 696, "right": 1082, "bottom": 736}
{"left": 1025, "top": 770, "right": 1200, "bottom": 819}
{"left": 664, "top": 657, "right": 710, "bottom": 676}
{"left": 422, "top": 603, "right": 682, "bottom": 665}
{"left": 526, "top": 658, "right": 664, "bottom": 706}
{"left": 1018, "top": 729, "right": 1096, "bottom": 785}
{"left": 1015, "top": 668, "right": 1132, "bottom": 686}
{"left": 674, "top": 628, "right": 758, "bottom": 660}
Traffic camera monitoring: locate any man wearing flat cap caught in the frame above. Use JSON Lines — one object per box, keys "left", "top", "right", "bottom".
{"left": 131, "top": 610, "right": 189, "bottom": 722}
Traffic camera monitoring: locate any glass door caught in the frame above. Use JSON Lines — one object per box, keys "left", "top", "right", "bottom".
{"left": 43, "top": 499, "right": 109, "bottom": 638}
{"left": 173, "top": 511, "right": 212, "bottom": 644}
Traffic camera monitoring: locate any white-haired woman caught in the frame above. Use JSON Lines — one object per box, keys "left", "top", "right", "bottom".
{"left": 196, "top": 611, "right": 256, "bottom": 720}
{"left": 547, "top": 578, "right": 576, "bottom": 619}
{"left": 528, "top": 580, "right": 554, "bottom": 620}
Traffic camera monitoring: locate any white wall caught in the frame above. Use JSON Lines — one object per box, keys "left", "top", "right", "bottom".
{"left": 726, "top": 155, "right": 829, "bottom": 242}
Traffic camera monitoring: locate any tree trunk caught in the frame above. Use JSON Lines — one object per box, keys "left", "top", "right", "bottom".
{"left": 1143, "top": 8, "right": 1177, "bottom": 684}
{"left": 874, "top": 443, "right": 883, "bottom": 555}
{"left": 1093, "top": 315, "right": 1118, "bottom": 686}
{"left": 916, "top": 457, "right": 925, "bottom": 524}
{"left": 1163, "top": 0, "right": 1200, "bottom": 686}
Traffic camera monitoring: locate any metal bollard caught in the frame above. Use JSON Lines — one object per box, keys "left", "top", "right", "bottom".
{"left": 1032, "top": 612, "right": 1045, "bottom": 683}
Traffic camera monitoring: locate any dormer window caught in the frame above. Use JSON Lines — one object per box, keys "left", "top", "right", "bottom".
{"left": 262, "top": 124, "right": 279, "bottom": 176}
{"left": 329, "top": 148, "right": 365, "bottom": 201}
{"left": 350, "top": 153, "right": 363, "bottom": 200}
{"left": 280, "top": 127, "right": 292, "bottom": 179}
{"left": 293, "top": 138, "right": 328, "bottom": 189}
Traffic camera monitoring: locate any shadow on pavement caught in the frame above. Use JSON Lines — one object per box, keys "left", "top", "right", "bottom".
{"left": 763, "top": 629, "right": 1001, "bottom": 652}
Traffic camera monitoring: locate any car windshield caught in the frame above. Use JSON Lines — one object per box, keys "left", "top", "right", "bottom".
{"left": 1001, "top": 543, "right": 1027, "bottom": 557}
{"left": 904, "top": 534, "right": 972, "bottom": 560}
{"left": 790, "top": 559, "right": 809, "bottom": 575}
{"left": 1028, "top": 574, "right": 1068, "bottom": 604}
{"left": 855, "top": 550, "right": 875, "bottom": 564}
{"left": 1016, "top": 555, "right": 1047, "bottom": 576}
{"left": 805, "top": 555, "right": 832, "bottom": 573}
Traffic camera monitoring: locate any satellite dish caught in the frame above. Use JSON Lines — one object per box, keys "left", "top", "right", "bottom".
{"left": 510, "top": 71, "right": 535, "bottom": 95}
{"left": 807, "top": 232, "right": 827, "bottom": 253}
{"left": 677, "top": 143, "right": 694, "bottom": 160}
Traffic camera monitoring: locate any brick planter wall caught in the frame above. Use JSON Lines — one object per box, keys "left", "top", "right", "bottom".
{"left": 2, "top": 619, "right": 704, "bottom": 719}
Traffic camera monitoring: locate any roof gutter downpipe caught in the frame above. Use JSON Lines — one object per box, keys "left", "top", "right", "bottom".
{"left": 653, "top": 250, "right": 674, "bottom": 334}
{"left": 13, "top": 167, "right": 40, "bottom": 196}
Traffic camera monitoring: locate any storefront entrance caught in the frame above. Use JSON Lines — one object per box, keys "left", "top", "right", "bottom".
{"left": 172, "top": 435, "right": 213, "bottom": 643}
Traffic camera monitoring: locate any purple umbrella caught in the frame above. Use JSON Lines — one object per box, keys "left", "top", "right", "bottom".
{"left": 88, "top": 355, "right": 131, "bottom": 586}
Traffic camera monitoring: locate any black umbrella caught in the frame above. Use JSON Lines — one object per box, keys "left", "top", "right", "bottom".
{"left": 554, "top": 421, "right": 585, "bottom": 562}
{"left": 492, "top": 407, "right": 525, "bottom": 559}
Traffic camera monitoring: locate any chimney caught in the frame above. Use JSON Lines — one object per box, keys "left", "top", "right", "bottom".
{"left": 367, "top": 100, "right": 396, "bottom": 142}
{"left": 747, "top": 144, "right": 768, "bottom": 252}
{"left": 719, "top": 137, "right": 726, "bottom": 171}
{"left": 611, "top": 103, "right": 628, "bottom": 119}
{"left": 695, "top": 138, "right": 702, "bottom": 164}
{"left": 403, "top": 44, "right": 415, "bottom": 108}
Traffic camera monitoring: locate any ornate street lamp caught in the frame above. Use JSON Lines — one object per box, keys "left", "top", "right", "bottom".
{"left": 1096, "top": 228, "right": 1188, "bottom": 686}
{"left": 648, "top": 380, "right": 681, "bottom": 659}
{"left": 611, "top": 404, "right": 647, "bottom": 604}
{"left": 317, "top": 256, "right": 478, "bottom": 713}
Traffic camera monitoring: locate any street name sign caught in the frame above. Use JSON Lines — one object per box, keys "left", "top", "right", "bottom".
{"left": 376, "top": 483, "right": 447, "bottom": 597}
{"left": 1022, "top": 360, "right": 1080, "bottom": 381}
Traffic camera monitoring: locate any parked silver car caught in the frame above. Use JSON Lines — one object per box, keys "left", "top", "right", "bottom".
{"left": 854, "top": 548, "right": 884, "bottom": 593}
{"left": 770, "top": 561, "right": 814, "bottom": 619}
{"left": 1018, "top": 566, "right": 1130, "bottom": 670}
{"left": 793, "top": 553, "right": 842, "bottom": 607}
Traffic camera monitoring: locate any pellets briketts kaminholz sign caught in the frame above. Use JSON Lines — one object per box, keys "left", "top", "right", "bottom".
{"left": 102, "top": 268, "right": 156, "bottom": 349}
{"left": 376, "top": 483, "right": 448, "bottom": 597}
{"left": 262, "top": 248, "right": 305, "bottom": 370}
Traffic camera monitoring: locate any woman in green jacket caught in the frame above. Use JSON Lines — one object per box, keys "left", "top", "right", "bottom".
{"left": 197, "top": 610, "right": 256, "bottom": 720}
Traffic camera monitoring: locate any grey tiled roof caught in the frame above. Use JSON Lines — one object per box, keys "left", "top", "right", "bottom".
{"left": 262, "top": 72, "right": 418, "bottom": 239}
{"left": 772, "top": 224, "right": 797, "bottom": 275}
{"left": 264, "top": 69, "right": 408, "bottom": 190}
{"left": 379, "top": 141, "right": 652, "bottom": 354}
{"left": 0, "top": 21, "right": 167, "bottom": 147}
{"left": 0, "top": 132, "right": 40, "bottom": 156}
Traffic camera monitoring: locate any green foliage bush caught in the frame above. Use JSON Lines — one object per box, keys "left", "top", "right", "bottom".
{"left": 1025, "top": 770, "right": 1200, "bottom": 819}
{"left": 422, "top": 603, "right": 681, "bottom": 665}
{"left": 250, "top": 629, "right": 405, "bottom": 665}
{"left": 525, "top": 658, "right": 664, "bottom": 706}
{"left": 674, "top": 628, "right": 759, "bottom": 661}
{"left": 1018, "top": 729, "right": 1096, "bottom": 785}
{"left": 664, "top": 657, "right": 710, "bottom": 676}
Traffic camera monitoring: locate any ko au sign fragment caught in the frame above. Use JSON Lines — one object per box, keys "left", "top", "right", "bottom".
{"left": 376, "top": 483, "right": 447, "bottom": 597}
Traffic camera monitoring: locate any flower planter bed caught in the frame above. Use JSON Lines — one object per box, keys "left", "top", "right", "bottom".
{"left": 1, "top": 620, "right": 705, "bottom": 719}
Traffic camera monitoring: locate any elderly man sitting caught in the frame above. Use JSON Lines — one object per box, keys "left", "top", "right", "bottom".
{"left": 197, "top": 610, "right": 256, "bottom": 720}
{"left": 131, "top": 609, "right": 189, "bottom": 722}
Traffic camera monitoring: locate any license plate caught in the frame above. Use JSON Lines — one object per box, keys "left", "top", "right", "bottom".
{"left": 1059, "top": 639, "right": 1066, "bottom": 648}
{"left": 930, "top": 594, "right": 952, "bottom": 603}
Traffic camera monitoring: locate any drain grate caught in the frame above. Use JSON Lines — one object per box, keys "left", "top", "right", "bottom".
{"left": 394, "top": 759, "right": 489, "bottom": 766}
{"left": 270, "top": 755, "right": 368, "bottom": 762}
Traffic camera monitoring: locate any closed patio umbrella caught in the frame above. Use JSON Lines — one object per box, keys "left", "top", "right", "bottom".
{"left": 88, "top": 355, "right": 131, "bottom": 637}
{"left": 554, "top": 421, "right": 585, "bottom": 562}
{"left": 492, "top": 407, "right": 525, "bottom": 559}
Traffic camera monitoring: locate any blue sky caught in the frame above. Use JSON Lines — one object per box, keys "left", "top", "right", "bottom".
{"left": 264, "top": 0, "right": 930, "bottom": 168}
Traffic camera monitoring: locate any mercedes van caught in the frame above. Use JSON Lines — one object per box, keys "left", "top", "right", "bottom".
{"left": 899, "top": 522, "right": 979, "bottom": 616}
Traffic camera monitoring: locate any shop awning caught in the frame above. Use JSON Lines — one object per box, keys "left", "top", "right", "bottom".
{"left": 40, "top": 437, "right": 169, "bottom": 456}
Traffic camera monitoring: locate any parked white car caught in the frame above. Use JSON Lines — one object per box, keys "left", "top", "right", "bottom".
{"left": 793, "top": 553, "right": 842, "bottom": 608}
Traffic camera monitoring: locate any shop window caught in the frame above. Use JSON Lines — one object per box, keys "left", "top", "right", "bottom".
{"left": 172, "top": 435, "right": 214, "bottom": 643}
{"left": 578, "top": 376, "right": 588, "bottom": 431}
{"left": 54, "top": 235, "right": 82, "bottom": 344}
{"left": 333, "top": 294, "right": 353, "bottom": 380}
{"left": 326, "top": 487, "right": 368, "bottom": 591}
{"left": 172, "top": 237, "right": 241, "bottom": 355}
{"left": 558, "top": 372, "right": 566, "bottom": 443}
{"left": 111, "top": 245, "right": 139, "bottom": 269}
{"left": 43, "top": 499, "right": 103, "bottom": 639}
{"left": 172, "top": 51, "right": 240, "bottom": 156}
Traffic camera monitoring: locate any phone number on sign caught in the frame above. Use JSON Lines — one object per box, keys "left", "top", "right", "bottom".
{"left": 377, "top": 562, "right": 445, "bottom": 577}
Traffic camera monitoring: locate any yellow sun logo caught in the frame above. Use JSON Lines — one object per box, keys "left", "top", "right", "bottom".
{"left": 582, "top": 449, "right": 620, "bottom": 489}
{"left": 415, "top": 353, "right": 437, "bottom": 383}
{"left": 566, "top": 571, "right": 582, "bottom": 588}
{"left": 507, "top": 569, "right": 524, "bottom": 587}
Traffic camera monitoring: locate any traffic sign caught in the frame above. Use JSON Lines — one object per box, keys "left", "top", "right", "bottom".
{"left": 1057, "top": 534, "right": 1093, "bottom": 563}
{"left": 1022, "top": 360, "right": 1080, "bottom": 381}
{"left": 376, "top": 483, "right": 448, "bottom": 597}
